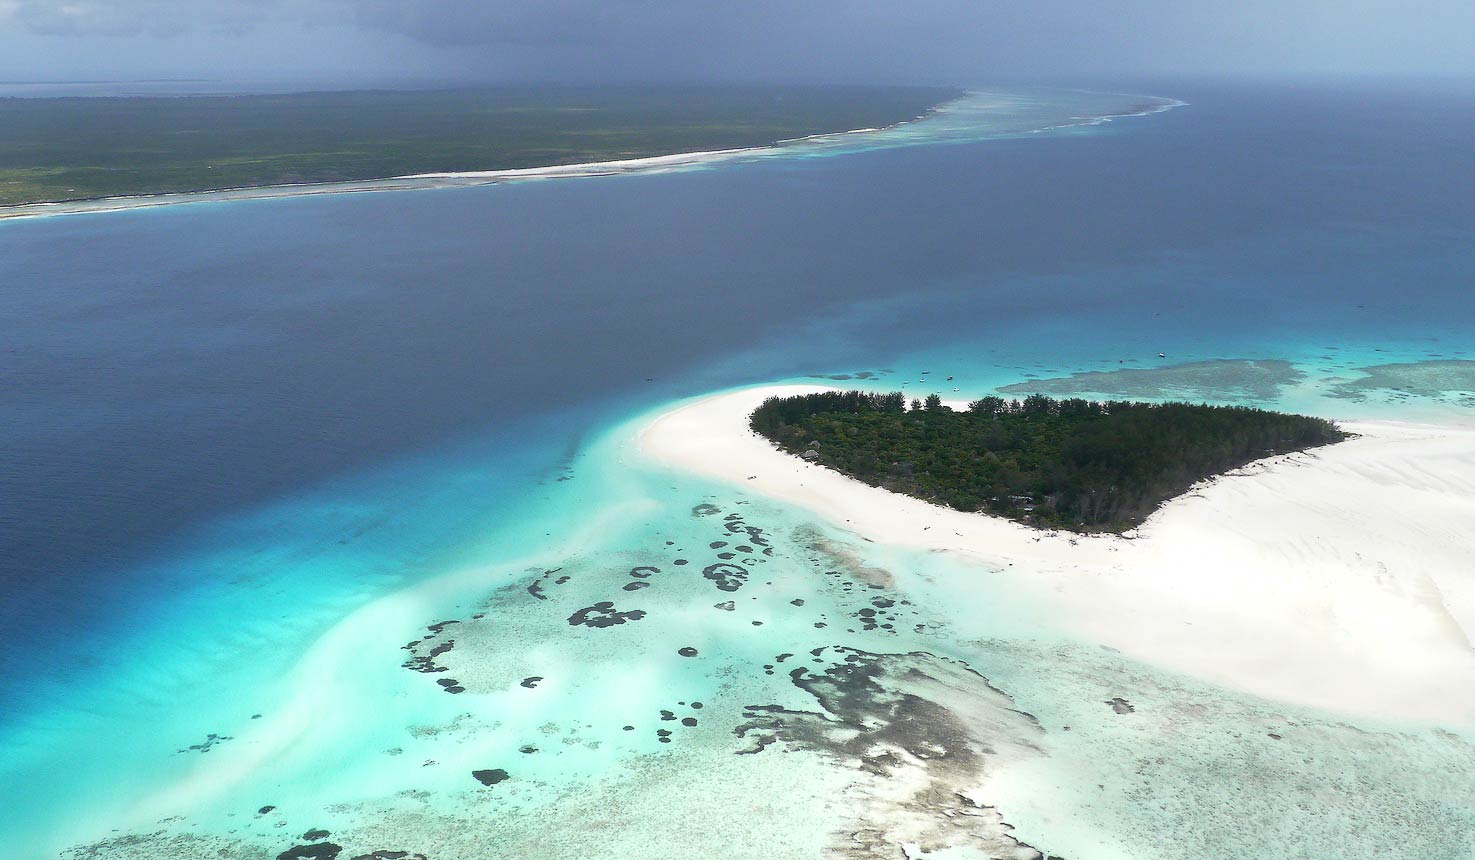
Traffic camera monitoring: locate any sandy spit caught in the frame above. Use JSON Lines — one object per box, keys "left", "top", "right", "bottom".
{"left": 638, "top": 385, "right": 1475, "bottom": 724}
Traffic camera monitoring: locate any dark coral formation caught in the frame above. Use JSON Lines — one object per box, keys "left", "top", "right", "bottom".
{"left": 702, "top": 562, "right": 749, "bottom": 593}
{"left": 178, "top": 732, "right": 232, "bottom": 753}
{"left": 734, "top": 647, "right": 1051, "bottom": 858}
{"left": 276, "top": 844, "right": 343, "bottom": 860}
{"left": 471, "top": 768, "right": 510, "bottom": 786}
{"left": 719, "top": 512, "right": 774, "bottom": 556}
{"left": 567, "top": 602, "right": 647, "bottom": 628}
{"left": 401, "top": 621, "right": 458, "bottom": 674}
{"left": 526, "top": 568, "right": 571, "bottom": 601}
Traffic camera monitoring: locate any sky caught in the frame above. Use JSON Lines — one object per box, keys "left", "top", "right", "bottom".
{"left": 1, "top": 0, "right": 1473, "bottom": 86}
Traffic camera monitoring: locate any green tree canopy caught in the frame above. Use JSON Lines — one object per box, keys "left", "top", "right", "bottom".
{"left": 750, "top": 391, "right": 1347, "bottom": 533}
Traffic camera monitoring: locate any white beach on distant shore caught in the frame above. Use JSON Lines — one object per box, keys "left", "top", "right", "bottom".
{"left": 0, "top": 102, "right": 947, "bottom": 222}
{"left": 0, "top": 90, "right": 1183, "bottom": 223}
{"left": 639, "top": 385, "right": 1475, "bottom": 724}
{"left": 0, "top": 146, "right": 761, "bottom": 221}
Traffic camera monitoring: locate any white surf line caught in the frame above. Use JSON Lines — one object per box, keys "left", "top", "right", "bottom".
{"left": 637, "top": 384, "right": 1475, "bottom": 725}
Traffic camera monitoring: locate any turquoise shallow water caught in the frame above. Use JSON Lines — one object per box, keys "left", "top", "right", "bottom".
{"left": 4, "top": 83, "right": 1475, "bottom": 857}
{"left": 45, "top": 414, "right": 1475, "bottom": 859}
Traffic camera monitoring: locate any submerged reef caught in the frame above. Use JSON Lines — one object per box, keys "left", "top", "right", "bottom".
{"left": 1327, "top": 359, "right": 1475, "bottom": 403}
{"left": 60, "top": 491, "right": 1475, "bottom": 860}
{"left": 737, "top": 647, "right": 1054, "bottom": 859}
{"left": 996, "top": 359, "right": 1304, "bottom": 401}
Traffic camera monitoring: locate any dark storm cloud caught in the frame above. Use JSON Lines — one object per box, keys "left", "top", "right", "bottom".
{"left": 2, "top": 0, "right": 1474, "bottom": 81}
{"left": 2, "top": 0, "right": 277, "bottom": 36}
{"left": 344, "top": 0, "right": 1475, "bottom": 79}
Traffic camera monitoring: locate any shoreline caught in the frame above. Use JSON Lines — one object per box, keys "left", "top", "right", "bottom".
{"left": 637, "top": 384, "right": 1475, "bottom": 725}
{"left": 0, "top": 99, "right": 950, "bottom": 222}
{"left": 0, "top": 89, "right": 1183, "bottom": 223}
{"left": 0, "top": 146, "right": 762, "bottom": 221}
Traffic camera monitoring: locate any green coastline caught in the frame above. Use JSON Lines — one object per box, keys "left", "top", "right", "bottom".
{"left": 0, "top": 85, "right": 959, "bottom": 206}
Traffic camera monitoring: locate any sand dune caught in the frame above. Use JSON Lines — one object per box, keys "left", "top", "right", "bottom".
{"left": 639, "top": 385, "right": 1475, "bottom": 724}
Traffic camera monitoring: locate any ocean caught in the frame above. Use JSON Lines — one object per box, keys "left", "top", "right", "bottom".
{"left": 2, "top": 82, "right": 1474, "bottom": 858}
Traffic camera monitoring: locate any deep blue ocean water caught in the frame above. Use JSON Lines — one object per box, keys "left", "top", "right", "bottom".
{"left": 3, "top": 81, "right": 1475, "bottom": 854}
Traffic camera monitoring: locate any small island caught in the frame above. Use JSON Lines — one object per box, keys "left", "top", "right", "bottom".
{"left": 750, "top": 391, "right": 1347, "bottom": 533}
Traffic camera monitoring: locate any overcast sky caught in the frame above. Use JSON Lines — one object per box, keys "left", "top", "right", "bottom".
{"left": 2, "top": 0, "right": 1473, "bottom": 86}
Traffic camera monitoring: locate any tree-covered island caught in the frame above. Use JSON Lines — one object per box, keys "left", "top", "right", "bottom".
{"left": 750, "top": 391, "right": 1348, "bottom": 533}
{"left": 0, "top": 85, "right": 957, "bottom": 206}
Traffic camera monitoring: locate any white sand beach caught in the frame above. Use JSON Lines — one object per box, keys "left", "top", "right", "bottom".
{"left": 0, "top": 102, "right": 944, "bottom": 223}
{"left": 639, "top": 385, "right": 1475, "bottom": 724}
{"left": 0, "top": 90, "right": 1182, "bottom": 223}
{"left": 0, "top": 147, "right": 759, "bottom": 222}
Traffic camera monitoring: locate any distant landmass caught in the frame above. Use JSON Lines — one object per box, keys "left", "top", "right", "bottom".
{"left": 0, "top": 85, "right": 959, "bottom": 206}
{"left": 750, "top": 390, "right": 1347, "bottom": 532}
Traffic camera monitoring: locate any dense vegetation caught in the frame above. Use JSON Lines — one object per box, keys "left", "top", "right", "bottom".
{"left": 750, "top": 391, "right": 1347, "bottom": 533}
{"left": 0, "top": 85, "right": 958, "bottom": 206}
